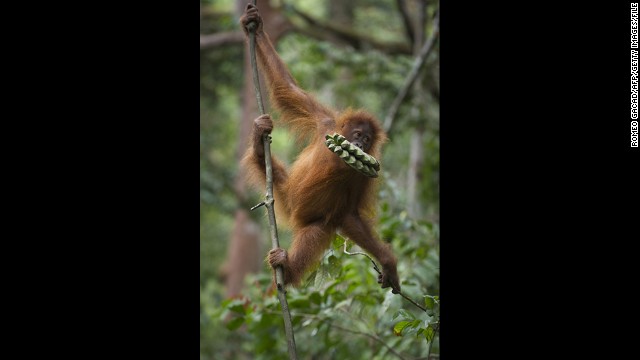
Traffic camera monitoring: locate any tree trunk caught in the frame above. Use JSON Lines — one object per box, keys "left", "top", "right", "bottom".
{"left": 406, "top": 0, "right": 428, "bottom": 219}
{"left": 407, "top": 125, "right": 425, "bottom": 218}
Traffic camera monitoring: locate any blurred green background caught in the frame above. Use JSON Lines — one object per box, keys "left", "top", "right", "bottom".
{"left": 200, "top": 0, "right": 439, "bottom": 358}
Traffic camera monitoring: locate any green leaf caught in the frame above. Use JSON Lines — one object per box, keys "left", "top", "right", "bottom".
{"left": 424, "top": 325, "right": 436, "bottom": 342}
{"left": 255, "top": 333, "right": 275, "bottom": 353}
{"left": 393, "top": 309, "right": 415, "bottom": 321}
{"left": 228, "top": 303, "right": 246, "bottom": 315}
{"left": 309, "top": 291, "right": 322, "bottom": 305}
{"left": 402, "top": 320, "right": 422, "bottom": 336}
{"left": 424, "top": 295, "right": 435, "bottom": 310}
{"left": 288, "top": 297, "right": 311, "bottom": 308}
{"left": 220, "top": 298, "right": 233, "bottom": 308}
{"left": 393, "top": 320, "right": 411, "bottom": 336}
{"left": 332, "top": 234, "right": 346, "bottom": 249}
{"left": 333, "top": 299, "right": 352, "bottom": 310}
{"left": 327, "top": 255, "right": 341, "bottom": 278}
{"left": 225, "top": 317, "right": 244, "bottom": 331}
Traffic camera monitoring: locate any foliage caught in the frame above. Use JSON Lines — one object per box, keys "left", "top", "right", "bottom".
{"left": 206, "top": 202, "right": 439, "bottom": 359}
{"left": 200, "top": 0, "right": 440, "bottom": 358}
{"left": 392, "top": 295, "right": 440, "bottom": 344}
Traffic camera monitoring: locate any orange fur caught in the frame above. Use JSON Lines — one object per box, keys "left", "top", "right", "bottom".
{"left": 240, "top": 4, "right": 400, "bottom": 293}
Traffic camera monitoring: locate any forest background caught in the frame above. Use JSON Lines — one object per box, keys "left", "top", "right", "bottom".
{"left": 200, "top": 0, "right": 440, "bottom": 358}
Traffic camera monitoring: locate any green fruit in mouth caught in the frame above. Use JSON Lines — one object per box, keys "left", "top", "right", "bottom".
{"left": 324, "top": 133, "right": 380, "bottom": 178}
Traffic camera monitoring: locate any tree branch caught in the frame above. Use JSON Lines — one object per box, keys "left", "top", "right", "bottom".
{"left": 383, "top": 9, "right": 439, "bottom": 134}
{"left": 200, "top": 6, "right": 413, "bottom": 55}
{"left": 246, "top": 1, "right": 297, "bottom": 358}
{"left": 414, "top": 0, "right": 427, "bottom": 52}
{"left": 427, "top": 320, "right": 440, "bottom": 359}
{"left": 290, "top": 7, "right": 412, "bottom": 56}
{"left": 342, "top": 238, "right": 427, "bottom": 312}
{"left": 329, "top": 323, "right": 407, "bottom": 360}
{"left": 269, "top": 311, "right": 408, "bottom": 360}
{"left": 200, "top": 31, "right": 244, "bottom": 50}
{"left": 395, "top": 0, "right": 415, "bottom": 47}
{"left": 343, "top": 238, "right": 382, "bottom": 274}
